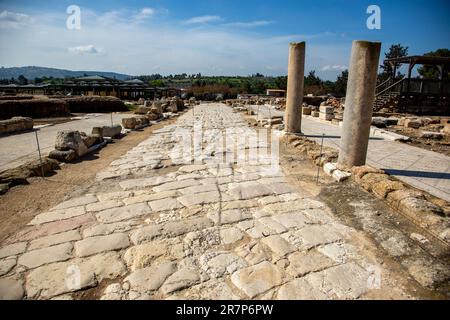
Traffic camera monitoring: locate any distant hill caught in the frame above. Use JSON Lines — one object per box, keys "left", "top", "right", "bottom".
{"left": 0, "top": 66, "right": 131, "bottom": 81}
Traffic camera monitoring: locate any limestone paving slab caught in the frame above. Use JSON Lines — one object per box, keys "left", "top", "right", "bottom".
{"left": 74, "top": 233, "right": 130, "bottom": 257}
{"left": 125, "top": 262, "right": 177, "bottom": 293}
{"left": 230, "top": 261, "right": 284, "bottom": 298}
{"left": 95, "top": 202, "right": 151, "bottom": 223}
{"left": 0, "top": 257, "right": 17, "bottom": 276}
{"left": 26, "top": 252, "right": 126, "bottom": 299}
{"left": 0, "top": 242, "right": 27, "bottom": 259}
{"left": 18, "top": 243, "right": 73, "bottom": 269}
{"left": 29, "top": 206, "right": 86, "bottom": 225}
{"left": 28, "top": 230, "right": 81, "bottom": 251}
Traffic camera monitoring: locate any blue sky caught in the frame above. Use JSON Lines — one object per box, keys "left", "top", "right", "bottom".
{"left": 0, "top": 0, "right": 449, "bottom": 80}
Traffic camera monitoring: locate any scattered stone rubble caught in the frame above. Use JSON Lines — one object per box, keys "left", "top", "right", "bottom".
{"left": 225, "top": 97, "right": 286, "bottom": 110}
{"left": 284, "top": 134, "right": 450, "bottom": 245}
{"left": 49, "top": 130, "right": 105, "bottom": 163}
{"left": 319, "top": 103, "right": 334, "bottom": 121}
{"left": 127, "top": 97, "right": 192, "bottom": 130}
{"left": 351, "top": 165, "right": 450, "bottom": 243}
{"left": 0, "top": 158, "right": 60, "bottom": 194}
{"left": 99, "top": 125, "right": 122, "bottom": 139}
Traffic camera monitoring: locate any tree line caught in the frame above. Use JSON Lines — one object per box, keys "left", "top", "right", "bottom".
{"left": 2, "top": 46, "right": 447, "bottom": 97}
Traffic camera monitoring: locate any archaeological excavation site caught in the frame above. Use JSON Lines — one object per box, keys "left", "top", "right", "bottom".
{"left": 0, "top": 0, "right": 448, "bottom": 311}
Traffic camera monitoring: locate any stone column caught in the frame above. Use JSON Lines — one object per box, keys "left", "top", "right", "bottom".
{"left": 338, "top": 40, "right": 381, "bottom": 169}
{"left": 285, "top": 42, "right": 305, "bottom": 134}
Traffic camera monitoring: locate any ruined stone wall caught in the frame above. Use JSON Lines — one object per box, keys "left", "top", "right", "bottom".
{"left": 396, "top": 96, "right": 450, "bottom": 116}
{"left": 0, "top": 117, "right": 34, "bottom": 135}
{"left": 63, "top": 96, "right": 128, "bottom": 113}
{"left": 0, "top": 99, "right": 70, "bottom": 120}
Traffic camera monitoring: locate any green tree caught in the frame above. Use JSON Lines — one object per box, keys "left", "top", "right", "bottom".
{"left": 305, "top": 70, "right": 322, "bottom": 86}
{"left": 150, "top": 79, "right": 165, "bottom": 87}
{"left": 379, "top": 44, "right": 409, "bottom": 81}
{"left": 334, "top": 70, "right": 348, "bottom": 96}
{"left": 418, "top": 48, "right": 450, "bottom": 79}
{"left": 17, "top": 75, "right": 28, "bottom": 85}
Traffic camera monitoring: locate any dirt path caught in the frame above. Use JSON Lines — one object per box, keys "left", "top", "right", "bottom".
{"left": 0, "top": 119, "right": 176, "bottom": 244}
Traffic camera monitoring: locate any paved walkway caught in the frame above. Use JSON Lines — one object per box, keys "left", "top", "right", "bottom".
{"left": 0, "top": 113, "right": 130, "bottom": 172}
{"left": 0, "top": 104, "right": 405, "bottom": 300}
{"left": 249, "top": 105, "right": 450, "bottom": 202}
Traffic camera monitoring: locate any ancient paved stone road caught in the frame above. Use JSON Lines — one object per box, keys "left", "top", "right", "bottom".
{"left": 0, "top": 103, "right": 410, "bottom": 300}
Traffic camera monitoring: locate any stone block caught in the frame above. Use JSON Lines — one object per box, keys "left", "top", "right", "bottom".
{"left": 102, "top": 125, "right": 122, "bottom": 138}
{"left": 55, "top": 130, "right": 88, "bottom": 157}
{"left": 49, "top": 149, "right": 77, "bottom": 163}
{"left": 319, "top": 112, "right": 334, "bottom": 121}
{"left": 404, "top": 118, "right": 422, "bottom": 129}
{"left": 230, "top": 261, "right": 284, "bottom": 298}
{"left": 26, "top": 252, "right": 126, "bottom": 299}
{"left": 125, "top": 262, "right": 176, "bottom": 293}
{"left": 0, "top": 117, "right": 33, "bottom": 135}
{"left": 287, "top": 251, "right": 335, "bottom": 277}
{"left": 91, "top": 127, "right": 104, "bottom": 137}
{"left": 359, "top": 172, "right": 389, "bottom": 191}
{"left": 161, "top": 268, "right": 201, "bottom": 294}
{"left": 420, "top": 131, "right": 444, "bottom": 139}
{"left": 323, "top": 162, "right": 337, "bottom": 176}
{"left": 319, "top": 106, "right": 334, "bottom": 114}
{"left": 443, "top": 123, "right": 450, "bottom": 135}
{"left": 122, "top": 117, "right": 137, "bottom": 129}
{"left": 351, "top": 165, "right": 385, "bottom": 182}
{"left": 74, "top": 233, "right": 130, "bottom": 257}
{"left": 0, "top": 278, "right": 24, "bottom": 300}
{"left": 332, "top": 169, "right": 351, "bottom": 182}
{"left": 18, "top": 243, "right": 73, "bottom": 268}
{"left": 302, "top": 106, "right": 312, "bottom": 115}
{"left": 135, "top": 106, "right": 151, "bottom": 115}
{"left": 0, "top": 242, "right": 27, "bottom": 259}
{"left": 372, "top": 179, "right": 405, "bottom": 199}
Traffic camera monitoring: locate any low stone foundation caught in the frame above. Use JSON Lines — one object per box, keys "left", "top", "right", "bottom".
{"left": 0, "top": 99, "right": 70, "bottom": 120}
{"left": 0, "top": 117, "right": 34, "bottom": 135}
{"left": 64, "top": 96, "right": 127, "bottom": 113}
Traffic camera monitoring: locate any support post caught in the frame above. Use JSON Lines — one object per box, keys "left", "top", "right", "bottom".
{"left": 406, "top": 62, "right": 414, "bottom": 95}
{"left": 337, "top": 40, "right": 381, "bottom": 169}
{"left": 284, "top": 42, "right": 305, "bottom": 134}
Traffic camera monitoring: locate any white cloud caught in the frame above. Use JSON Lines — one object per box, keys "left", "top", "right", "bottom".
{"left": 133, "top": 7, "right": 155, "bottom": 21}
{"left": 96, "top": 10, "right": 123, "bottom": 26}
{"left": 140, "top": 8, "right": 155, "bottom": 17}
{"left": 0, "top": 10, "right": 33, "bottom": 28}
{"left": 322, "top": 65, "right": 347, "bottom": 71}
{"left": 184, "top": 15, "right": 222, "bottom": 24}
{"left": 222, "top": 20, "right": 272, "bottom": 28}
{"left": 0, "top": 8, "right": 350, "bottom": 80}
{"left": 68, "top": 45, "right": 100, "bottom": 54}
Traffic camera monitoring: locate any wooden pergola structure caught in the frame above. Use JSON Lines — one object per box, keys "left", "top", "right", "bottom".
{"left": 0, "top": 77, "right": 182, "bottom": 100}
{"left": 375, "top": 55, "right": 450, "bottom": 114}
{"left": 381, "top": 55, "right": 450, "bottom": 96}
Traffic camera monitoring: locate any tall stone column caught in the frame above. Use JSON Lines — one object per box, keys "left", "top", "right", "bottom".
{"left": 285, "top": 42, "right": 305, "bottom": 134}
{"left": 338, "top": 40, "right": 381, "bottom": 169}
